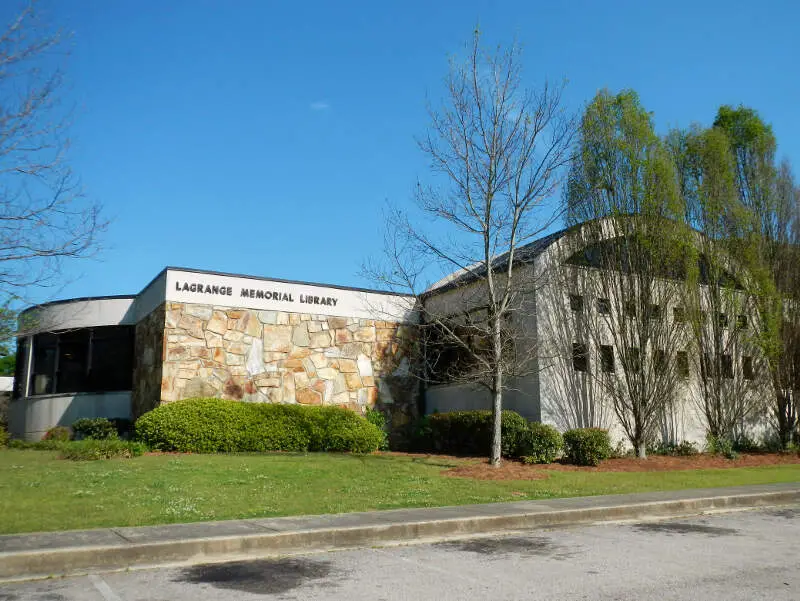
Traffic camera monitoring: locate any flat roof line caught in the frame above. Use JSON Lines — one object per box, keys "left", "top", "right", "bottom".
{"left": 163, "top": 266, "right": 414, "bottom": 297}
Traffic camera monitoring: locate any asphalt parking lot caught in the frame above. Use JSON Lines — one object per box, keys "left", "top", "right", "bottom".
{"left": 2, "top": 505, "right": 799, "bottom": 601}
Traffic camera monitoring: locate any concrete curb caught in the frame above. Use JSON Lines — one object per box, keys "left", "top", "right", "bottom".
{"left": 1, "top": 482, "right": 798, "bottom": 582}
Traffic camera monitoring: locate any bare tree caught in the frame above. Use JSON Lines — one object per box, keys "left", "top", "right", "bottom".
{"left": 536, "top": 240, "right": 614, "bottom": 431}
{"left": 366, "top": 30, "right": 574, "bottom": 465}
{"left": 0, "top": 1, "right": 104, "bottom": 300}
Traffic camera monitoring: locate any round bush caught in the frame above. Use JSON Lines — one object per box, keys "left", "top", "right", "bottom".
{"left": 134, "top": 398, "right": 383, "bottom": 454}
{"left": 518, "top": 422, "right": 563, "bottom": 464}
{"left": 562, "top": 428, "right": 612, "bottom": 466}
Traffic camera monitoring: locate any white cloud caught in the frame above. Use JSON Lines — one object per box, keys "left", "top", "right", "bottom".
{"left": 309, "top": 101, "right": 330, "bottom": 111}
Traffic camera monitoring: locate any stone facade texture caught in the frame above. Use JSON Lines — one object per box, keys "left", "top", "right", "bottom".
{"left": 133, "top": 302, "right": 418, "bottom": 425}
{"left": 132, "top": 305, "right": 165, "bottom": 418}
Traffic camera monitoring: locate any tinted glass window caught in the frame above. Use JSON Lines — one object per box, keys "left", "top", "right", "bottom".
{"left": 12, "top": 337, "right": 28, "bottom": 399}
{"left": 56, "top": 330, "right": 89, "bottom": 394}
{"left": 26, "top": 326, "right": 134, "bottom": 396}
{"left": 89, "top": 326, "right": 134, "bottom": 391}
{"left": 30, "top": 333, "right": 57, "bottom": 395}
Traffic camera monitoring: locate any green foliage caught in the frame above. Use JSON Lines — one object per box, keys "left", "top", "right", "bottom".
{"left": 732, "top": 435, "right": 762, "bottom": 454}
{"left": 71, "top": 418, "right": 119, "bottom": 441}
{"left": 411, "top": 410, "right": 530, "bottom": 457}
{"left": 8, "top": 438, "right": 65, "bottom": 450}
{"left": 58, "top": 439, "right": 147, "bottom": 461}
{"left": 42, "top": 426, "right": 71, "bottom": 442}
{"left": 706, "top": 434, "right": 738, "bottom": 460}
{"left": 517, "top": 422, "right": 563, "bottom": 464}
{"left": 647, "top": 440, "right": 699, "bottom": 457}
{"left": 0, "top": 425, "right": 7, "bottom": 447}
{"left": 0, "top": 353, "right": 14, "bottom": 377}
{"left": 365, "top": 408, "right": 389, "bottom": 451}
{"left": 562, "top": 428, "right": 612, "bottom": 466}
{"left": 134, "top": 398, "right": 383, "bottom": 454}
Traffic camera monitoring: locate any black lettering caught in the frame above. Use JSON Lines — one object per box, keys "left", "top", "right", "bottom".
{"left": 175, "top": 281, "right": 181, "bottom": 291}
{"left": 265, "top": 291, "right": 272, "bottom": 300}
{"left": 212, "top": 285, "right": 219, "bottom": 294}
{"left": 288, "top": 293, "right": 294, "bottom": 302}
{"left": 313, "top": 296, "right": 320, "bottom": 304}
{"left": 189, "top": 283, "right": 197, "bottom": 292}
{"left": 256, "top": 290, "right": 265, "bottom": 299}
{"left": 226, "top": 287, "right": 232, "bottom": 296}
{"left": 241, "top": 288, "right": 249, "bottom": 297}
{"left": 331, "top": 298, "right": 337, "bottom": 306}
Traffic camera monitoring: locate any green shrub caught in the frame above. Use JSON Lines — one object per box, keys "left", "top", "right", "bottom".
{"left": 410, "top": 410, "right": 529, "bottom": 457}
{"left": 0, "top": 425, "right": 8, "bottom": 447}
{"left": 8, "top": 438, "right": 66, "bottom": 450}
{"left": 562, "top": 428, "right": 612, "bottom": 466}
{"left": 58, "top": 439, "right": 148, "bottom": 461}
{"left": 706, "top": 434, "right": 738, "bottom": 459}
{"left": 134, "top": 398, "right": 384, "bottom": 454}
{"left": 517, "top": 422, "right": 563, "bottom": 464}
{"left": 647, "top": 440, "right": 699, "bottom": 457}
{"left": 72, "top": 418, "right": 119, "bottom": 440}
{"left": 43, "top": 426, "right": 71, "bottom": 442}
{"left": 365, "top": 408, "right": 389, "bottom": 450}
{"left": 732, "top": 434, "right": 761, "bottom": 454}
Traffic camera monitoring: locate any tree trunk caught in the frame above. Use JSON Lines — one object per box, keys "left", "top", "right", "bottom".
{"left": 636, "top": 441, "right": 647, "bottom": 459}
{"left": 491, "top": 381, "right": 503, "bottom": 466}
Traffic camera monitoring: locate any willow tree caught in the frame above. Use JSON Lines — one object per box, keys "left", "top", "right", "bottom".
{"left": 667, "top": 125, "right": 765, "bottom": 441}
{"left": 369, "top": 30, "right": 574, "bottom": 465}
{"left": 565, "top": 90, "right": 690, "bottom": 458}
{"left": 714, "top": 106, "right": 800, "bottom": 447}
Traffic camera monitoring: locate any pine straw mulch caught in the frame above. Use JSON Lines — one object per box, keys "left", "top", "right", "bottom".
{"left": 440, "top": 452, "right": 800, "bottom": 481}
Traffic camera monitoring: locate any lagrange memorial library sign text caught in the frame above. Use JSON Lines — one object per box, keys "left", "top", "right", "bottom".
{"left": 174, "top": 279, "right": 340, "bottom": 307}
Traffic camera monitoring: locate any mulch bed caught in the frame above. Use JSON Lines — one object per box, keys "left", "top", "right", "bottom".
{"left": 443, "top": 453, "right": 800, "bottom": 481}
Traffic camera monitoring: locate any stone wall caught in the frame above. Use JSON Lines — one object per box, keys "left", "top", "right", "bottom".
{"left": 132, "top": 305, "right": 166, "bottom": 418}
{"left": 152, "top": 302, "right": 418, "bottom": 425}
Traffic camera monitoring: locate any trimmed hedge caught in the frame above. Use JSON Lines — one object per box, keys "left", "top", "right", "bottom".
{"left": 518, "top": 422, "right": 563, "bottom": 464}
{"left": 134, "top": 398, "right": 384, "bottom": 454}
{"left": 72, "top": 418, "right": 119, "bottom": 440}
{"left": 0, "top": 425, "right": 7, "bottom": 447}
{"left": 562, "top": 428, "right": 612, "bottom": 466}
{"left": 411, "top": 410, "right": 530, "bottom": 457}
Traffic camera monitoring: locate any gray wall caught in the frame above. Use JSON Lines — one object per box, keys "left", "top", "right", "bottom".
{"left": 8, "top": 392, "right": 132, "bottom": 441}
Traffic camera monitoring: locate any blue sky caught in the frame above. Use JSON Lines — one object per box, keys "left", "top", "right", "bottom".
{"left": 14, "top": 0, "right": 800, "bottom": 303}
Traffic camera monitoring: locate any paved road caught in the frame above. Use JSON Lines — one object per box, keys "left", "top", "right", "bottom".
{"left": 2, "top": 506, "right": 799, "bottom": 600}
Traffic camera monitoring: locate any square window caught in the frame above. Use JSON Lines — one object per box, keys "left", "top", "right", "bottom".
{"left": 653, "top": 349, "right": 667, "bottom": 373}
{"left": 676, "top": 351, "right": 689, "bottom": 378}
{"left": 743, "top": 356, "right": 755, "bottom": 380}
{"left": 649, "top": 304, "right": 661, "bottom": 320}
{"left": 572, "top": 342, "right": 589, "bottom": 372}
{"left": 737, "top": 314, "right": 748, "bottom": 329}
{"left": 624, "top": 347, "right": 641, "bottom": 373}
{"left": 673, "top": 307, "right": 685, "bottom": 324}
{"left": 717, "top": 312, "right": 729, "bottom": 328}
{"left": 721, "top": 354, "right": 733, "bottom": 379}
{"left": 569, "top": 294, "right": 584, "bottom": 312}
{"left": 600, "top": 345, "right": 614, "bottom": 373}
{"left": 597, "top": 298, "right": 611, "bottom": 314}
{"left": 624, "top": 300, "right": 636, "bottom": 318}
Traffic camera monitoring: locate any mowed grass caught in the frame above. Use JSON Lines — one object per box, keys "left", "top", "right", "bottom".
{"left": 1, "top": 449, "right": 799, "bottom": 535}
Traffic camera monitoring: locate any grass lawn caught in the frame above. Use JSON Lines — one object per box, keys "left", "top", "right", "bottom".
{"left": 1, "top": 449, "right": 799, "bottom": 535}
